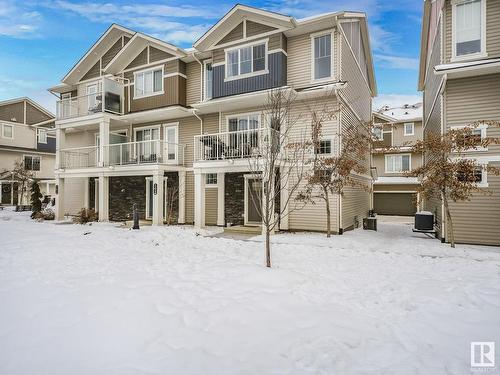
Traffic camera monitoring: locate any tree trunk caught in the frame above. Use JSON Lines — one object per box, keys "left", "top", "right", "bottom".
{"left": 265, "top": 228, "right": 271, "bottom": 268}
{"left": 324, "top": 188, "right": 331, "bottom": 238}
{"left": 443, "top": 197, "right": 455, "bottom": 248}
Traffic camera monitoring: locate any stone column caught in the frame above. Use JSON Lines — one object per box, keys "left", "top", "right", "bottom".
{"left": 178, "top": 171, "right": 186, "bottom": 224}
{"left": 194, "top": 171, "right": 205, "bottom": 229}
{"left": 217, "top": 172, "right": 225, "bottom": 226}
{"left": 98, "top": 174, "right": 109, "bottom": 222}
{"left": 152, "top": 171, "right": 164, "bottom": 226}
{"left": 55, "top": 177, "right": 65, "bottom": 220}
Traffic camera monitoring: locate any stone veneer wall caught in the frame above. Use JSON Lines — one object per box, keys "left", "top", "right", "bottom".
{"left": 224, "top": 172, "right": 245, "bottom": 226}
{"left": 89, "top": 178, "right": 96, "bottom": 210}
{"left": 109, "top": 176, "right": 146, "bottom": 221}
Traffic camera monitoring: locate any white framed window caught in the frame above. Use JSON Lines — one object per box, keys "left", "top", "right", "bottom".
{"left": 452, "top": 0, "right": 487, "bottom": 60}
{"left": 373, "top": 126, "right": 383, "bottom": 141}
{"left": 311, "top": 31, "right": 333, "bottom": 81}
{"left": 206, "top": 173, "right": 218, "bottom": 186}
{"left": 225, "top": 40, "right": 268, "bottom": 80}
{"left": 24, "top": 155, "right": 41, "bottom": 171}
{"left": 452, "top": 124, "right": 488, "bottom": 151}
{"left": 457, "top": 164, "right": 488, "bottom": 187}
{"left": 163, "top": 123, "right": 179, "bottom": 163}
{"left": 315, "top": 138, "right": 333, "bottom": 155}
{"left": 86, "top": 82, "right": 101, "bottom": 112}
{"left": 404, "top": 122, "right": 415, "bottom": 136}
{"left": 135, "top": 125, "right": 160, "bottom": 161}
{"left": 385, "top": 154, "right": 411, "bottom": 173}
{"left": 37, "top": 129, "right": 48, "bottom": 144}
{"left": 2, "top": 123, "right": 13, "bottom": 139}
{"left": 227, "top": 112, "right": 260, "bottom": 132}
{"left": 134, "top": 66, "right": 164, "bottom": 99}
{"left": 204, "top": 60, "right": 213, "bottom": 101}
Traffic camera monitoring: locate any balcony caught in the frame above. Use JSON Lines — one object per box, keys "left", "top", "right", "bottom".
{"left": 59, "top": 140, "right": 185, "bottom": 170}
{"left": 56, "top": 77, "right": 125, "bottom": 120}
{"left": 194, "top": 128, "right": 269, "bottom": 161}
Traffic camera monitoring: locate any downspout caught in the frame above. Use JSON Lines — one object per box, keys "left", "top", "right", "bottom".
{"left": 192, "top": 108, "right": 203, "bottom": 134}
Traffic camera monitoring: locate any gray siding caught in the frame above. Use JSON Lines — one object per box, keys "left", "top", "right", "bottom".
{"left": 212, "top": 52, "right": 286, "bottom": 98}
{"left": 37, "top": 137, "right": 56, "bottom": 153}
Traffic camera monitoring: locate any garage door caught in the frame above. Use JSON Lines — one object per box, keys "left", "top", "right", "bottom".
{"left": 374, "top": 193, "right": 417, "bottom": 216}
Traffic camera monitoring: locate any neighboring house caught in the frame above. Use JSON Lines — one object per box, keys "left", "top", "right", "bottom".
{"left": 49, "top": 5, "right": 377, "bottom": 233}
{"left": 0, "top": 97, "right": 56, "bottom": 205}
{"left": 419, "top": 0, "right": 500, "bottom": 245}
{"left": 372, "top": 103, "right": 423, "bottom": 216}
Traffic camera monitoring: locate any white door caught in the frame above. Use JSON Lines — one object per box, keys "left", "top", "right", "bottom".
{"left": 145, "top": 177, "right": 168, "bottom": 220}
{"left": 163, "top": 124, "right": 178, "bottom": 163}
{"left": 86, "top": 84, "right": 98, "bottom": 112}
{"left": 244, "top": 175, "right": 262, "bottom": 226}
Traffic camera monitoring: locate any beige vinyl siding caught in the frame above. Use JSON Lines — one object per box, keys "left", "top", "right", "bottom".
{"left": 102, "top": 38, "right": 123, "bottom": 68}
{"left": 26, "top": 103, "right": 52, "bottom": 125}
{"left": 150, "top": 47, "right": 173, "bottom": 63}
{"left": 124, "top": 76, "right": 186, "bottom": 113}
{"left": 64, "top": 130, "right": 97, "bottom": 149}
{"left": 372, "top": 152, "right": 422, "bottom": 178}
{"left": 212, "top": 49, "right": 225, "bottom": 64}
{"left": 186, "top": 61, "right": 201, "bottom": 106}
{"left": 391, "top": 121, "right": 423, "bottom": 146}
{"left": 205, "top": 188, "right": 218, "bottom": 225}
{"left": 62, "top": 178, "right": 87, "bottom": 215}
{"left": 246, "top": 20, "right": 277, "bottom": 37}
{"left": 339, "top": 34, "right": 371, "bottom": 123}
{"left": 0, "top": 122, "right": 36, "bottom": 149}
{"left": 444, "top": 0, "right": 500, "bottom": 63}
{"left": 0, "top": 102, "right": 24, "bottom": 123}
{"left": 425, "top": 95, "right": 442, "bottom": 136}
{"left": 424, "top": 19, "right": 442, "bottom": 125}
{"left": 0, "top": 150, "right": 55, "bottom": 180}
{"left": 268, "top": 33, "right": 285, "bottom": 51}
{"left": 448, "top": 162, "right": 500, "bottom": 246}
{"left": 216, "top": 22, "right": 244, "bottom": 45}
{"left": 81, "top": 61, "right": 101, "bottom": 81}
{"left": 126, "top": 48, "right": 148, "bottom": 70}
{"left": 373, "top": 184, "right": 419, "bottom": 192}
{"left": 342, "top": 178, "right": 370, "bottom": 231}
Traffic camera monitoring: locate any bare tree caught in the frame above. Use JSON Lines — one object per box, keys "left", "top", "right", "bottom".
{"left": 166, "top": 179, "right": 184, "bottom": 225}
{"left": 2, "top": 160, "right": 35, "bottom": 205}
{"left": 296, "top": 110, "right": 371, "bottom": 237}
{"left": 247, "top": 88, "right": 309, "bottom": 268}
{"left": 408, "top": 121, "right": 500, "bottom": 247}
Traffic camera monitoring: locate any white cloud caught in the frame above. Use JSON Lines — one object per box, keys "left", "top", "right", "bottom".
{"left": 374, "top": 54, "right": 419, "bottom": 70}
{"left": 0, "top": 1, "right": 42, "bottom": 38}
{"left": 373, "top": 94, "right": 422, "bottom": 111}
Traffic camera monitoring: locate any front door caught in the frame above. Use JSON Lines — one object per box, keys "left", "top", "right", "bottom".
{"left": 245, "top": 176, "right": 262, "bottom": 226}
{"left": 145, "top": 177, "right": 168, "bottom": 220}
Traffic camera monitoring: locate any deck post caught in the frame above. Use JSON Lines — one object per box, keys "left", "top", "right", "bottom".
{"left": 194, "top": 171, "right": 205, "bottom": 229}
{"left": 178, "top": 171, "right": 186, "bottom": 224}
{"left": 98, "top": 174, "right": 109, "bottom": 222}
{"left": 217, "top": 172, "right": 225, "bottom": 226}
{"left": 152, "top": 171, "right": 164, "bottom": 226}
{"left": 55, "top": 177, "right": 65, "bottom": 220}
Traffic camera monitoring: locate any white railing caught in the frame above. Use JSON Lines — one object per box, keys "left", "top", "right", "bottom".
{"left": 105, "top": 140, "right": 185, "bottom": 166}
{"left": 194, "top": 128, "right": 266, "bottom": 161}
{"left": 56, "top": 77, "right": 124, "bottom": 120}
{"left": 60, "top": 146, "right": 99, "bottom": 169}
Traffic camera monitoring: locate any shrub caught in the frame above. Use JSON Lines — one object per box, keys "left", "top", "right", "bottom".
{"left": 32, "top": 208, "right": 55, "bottom": 221}
{"left": 73, "top": 208, "right": 98, "bottom": 224}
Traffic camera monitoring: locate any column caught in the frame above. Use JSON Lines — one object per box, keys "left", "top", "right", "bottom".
{"left": 0, "top": 182, "right": 2, "bottom": 204}
{"left": 217, "top": 172, "right": 225, "bottom": 226}
{"left": 99, "top": 119, "right": 110, "bottom": 167}
{"left": 279, "top": 169, "right": 289, "bottom": 231}
{"left": 152, "top": 171, "right": 164, "bottom": 226}
{"left": 178, "top": 171, "right": 186, "bottom": 224}
{"left": 10, "top": 182, "right": 14, "bottom": 205}
{"left": 83, "top": 177, "right": 90, "bottom": 209}
{"left": 55, "top": 128, "right": 66, "bottom": 169}
{"left": 55, "top": 177, "right": 65, "bottom": 220}
{"left": 194, "top": 171, "right": 205, "bottom": 229}
{"left": 98, "top": 174, "right": 109, "bottom": 222}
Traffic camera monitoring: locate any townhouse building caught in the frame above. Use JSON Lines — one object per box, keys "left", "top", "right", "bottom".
{"left": 372, "top": 103, "right": 423, "bottom": 216}
{"left": 50, "top": 5, "right": 376, "bottom": 233}
{"left": 419, "top": 0, "right": 500, "bottom": 245}
{"left": 0, "top": 97, "right": 56, "bottom": 205}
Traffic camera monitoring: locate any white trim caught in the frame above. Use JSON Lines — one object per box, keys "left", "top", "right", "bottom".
{"left": 310, "top": 29, "right": 335, "bottom": 83}
{"left": 163, "top": 122, "right": 179, "bottom": 164}
{"left": 122, "top": 56, "right": 178, "bottom": 74}
{"left": 244, "top": 174, "right": 262, "bottom": 226}
{"left": 37, "top": 128, "right": 48, "bottom": 144}
{"left": 205, "top": 172, "right": 218, "bottom": 187}
{"left": 203, "top": 59, "right": 213, "bottom": 101}
{"left": 403, "top": 122, "right": 415, "bottom": 136}
{"left": 450, "top": 123, "right": 488, "bottom": 152}
{"left": 163, "top": 72, "right": 187, "bottom": 79}
{"left": 225, "top": 111, "right": 261, "bottom": 132}
{"left": 315, "top": 136, "right": 334, "bottom": 156}
{"left": 133, "top": 65, "right": 164, "bottom": 99}
{"left": 451, "top": 0, "right": 487, "bottom": 62}
{"left": 1, "top": 123, "right": 14, "bottom": 139}
{"left": 267, "top": 48, "right": 288, "bottom": 56}
{"left": 224, "top": 39, "right": 269, "bottom": 81}
{"left": 385, "top": 153, "right": 412, "bottom": 173}
{"left": 145, "top": 176, "right": 169, "bottom": 220}
{"left": 23, "top": 154, "right": 41, "bottom": 171}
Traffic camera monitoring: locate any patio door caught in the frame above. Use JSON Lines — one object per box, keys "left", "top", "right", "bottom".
{"left": 135, "top": 127, "right": 159, "bottom": 163}
{"left": 145, "top": 177, "right": 168, "bottom": 220}
{"left": 244, "top": 175, "right": 262, "bottom": 226}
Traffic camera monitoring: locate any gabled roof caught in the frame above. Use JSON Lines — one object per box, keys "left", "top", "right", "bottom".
{"left": 61, "top": 24, "right": 135, "bottom": 84}
{"left": 104, "top": 33, "right": 188, "bottom": 74}
{"left": 194, "top": 4, "right": 295, "bottom": 51}
{"left": 0, "top": 97, "right": 54, "bottom": 119}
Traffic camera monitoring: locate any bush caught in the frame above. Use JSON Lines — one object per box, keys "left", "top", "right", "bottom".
{"left": 32, "top": 208, "right": 55, "bottom": 221}
{"left": 73, "top": 208, "right": 98, "bottom": 224}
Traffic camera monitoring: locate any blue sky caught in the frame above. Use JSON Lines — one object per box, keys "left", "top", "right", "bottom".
{"left": 0, "top": 0, "right": 423, "bottom": 113}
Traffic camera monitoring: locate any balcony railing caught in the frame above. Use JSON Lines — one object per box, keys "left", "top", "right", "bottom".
{"left": 194, "top": 128, "right": 269, "bottom": 161}
{"left": 59, "top": 140, "right": 185, "bottom": 169}
{"left": 56, "top": 77, "right": 125, "bottom": 120}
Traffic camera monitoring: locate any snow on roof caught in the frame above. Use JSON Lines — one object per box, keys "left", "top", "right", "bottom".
{"left": 375, "top": 102, "right": 423, "bottom": 122}
{"left": 374, "top": 176, "right": 420, "bottom": 185}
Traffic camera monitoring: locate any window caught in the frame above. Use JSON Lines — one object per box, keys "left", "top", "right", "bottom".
{"left": 206, "top": 173, "right": 218, "bottom": 186}
{"left": 2, "top": 124, "right": 13, "bottom": 139}
{"left": 315, "top": 139, "right": 333, "bottom": 155}
{"left": 453, "top": 0, "right": 485, "bottom": 58}
{"left": 404, "top": 122, "right": 414, "bottom": 136}
{"left": 385, "top": 154, "right": 411, "bottom": 173}
{"left": 225, "top": 42, "right": 267, "bottom": 79}
{"left": 204, "top": 61, "right": 213, "bottom": 100}
{"left": 373, "top": 127, "right": 383, "bottom": 141}
{"left": 227, "top": 113, "right": 260, "bottom": 132}
{"left": 37, "top": 129, "right": 47, "bottom": 144}
{"left": 86, "top": 83, "right": 100, "bottom": 112}
{"left": 135, "top": 127, "right": 160, "bottom": 161}
{"left": 453, "top": 124, "right": 488, "bottom": 151}
{"left": 134, "top": 67, "right": 163, "bottom": 98}
{"left": 24, "top": 155, "right": 40, "bottom": 171}
{"left": 312, "top": 33, "right": 332, "bottom": 80}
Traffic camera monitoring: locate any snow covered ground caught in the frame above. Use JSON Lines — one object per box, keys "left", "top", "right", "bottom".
{"left": 1, "top": 209, "right": 500, "bottom": 375}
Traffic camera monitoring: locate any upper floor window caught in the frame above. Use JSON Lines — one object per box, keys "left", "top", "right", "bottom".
{"left": 385, "top": 154, "right": 411, "bottom": 173}
{"left": 312, "top": 32, "right": 332, "bottom": 80}
{"left": 24, "top": 155, "right": 40, "bottom": 171}
{"left": 315, "top": 139, "right": 333, "bottom": 155}
{"left": 204, "top": 61, "right": 213, "bottom": 100}
{"left": 37, "top": 129, "right": 47, "bottom": 144}
{"left": 225, "top": 41, "right": 267, "bottom": 80}
{"left": 404, "top": 122, "right": 415, "bottom": 136}
{"left": 453, "top": 0, "right": 486, "bottom": 59}
{"left": 2, "top": 123, "right": 13, "bottom": 139}
{"left": 227, "top": 113, "right": 260, "bottom": 132}
{"left": 373, "top": 126, "right": 383, "bottom": 141}
{"left": 134, "top": 67, "right": 163, "bottom": 98}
